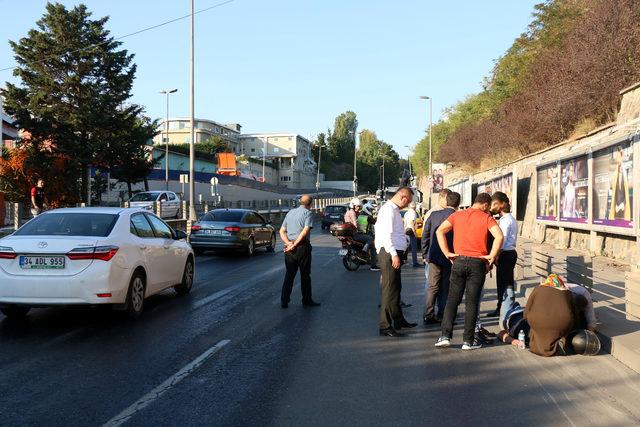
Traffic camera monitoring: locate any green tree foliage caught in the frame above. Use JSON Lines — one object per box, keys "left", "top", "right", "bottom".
{"left": 412, "top": 0, "right": 597, "bottom": 172}
{"left": 327, "top": 111, "right": 358, "bottom": 164}
{"left": 1, "top": 2, "right": 155, "bottom": 204}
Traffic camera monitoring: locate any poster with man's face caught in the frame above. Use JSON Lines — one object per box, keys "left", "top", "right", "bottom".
{"left": 560, "top": 156, "right": 588, "bottom": 223}
{"left": 593, "top": 142, "right": 634, "bottom": 228}
{"left": 537, "top": 165, "right": 558, "bottom": 220}
{"left": 431, "top": 163, "right": 445, "bottom": 193}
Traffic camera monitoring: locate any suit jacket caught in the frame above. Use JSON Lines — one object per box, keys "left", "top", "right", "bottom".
{"left": 421, "top": 207, "right": 455, "bottom": 266}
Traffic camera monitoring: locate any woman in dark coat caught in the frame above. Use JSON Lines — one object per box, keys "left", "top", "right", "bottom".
{"left": 524, "top": 274, "right": 575, "bottom": 357}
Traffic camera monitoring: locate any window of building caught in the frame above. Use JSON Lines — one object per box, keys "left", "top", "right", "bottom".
{"left": 251, "top": 148, "right": 255, "bottom": 152}
{"left": 273, "top": 147, "right": 279, "bottom": 153}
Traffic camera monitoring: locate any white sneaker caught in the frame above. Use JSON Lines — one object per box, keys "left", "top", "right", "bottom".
{"left": 435, "top": 336, "right": 451, "bottom": 348}
{"left": 462, "top": 339, "right": 483, "bottom": 351}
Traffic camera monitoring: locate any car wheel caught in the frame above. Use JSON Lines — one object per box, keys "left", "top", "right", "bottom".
{"left": 0, "top": 305, "right": 31, "bottom": 320}
{"left": 174, "top": 258, "right": 194, "bottom": 295}
{"left": 246, "top": 237, "right": 255, "bottom": 256}
{"left": 266, "top": 233, "right": 276, "bottom": 252}
{"left": 125, "top": 271, "right": 146, "bottom": 318}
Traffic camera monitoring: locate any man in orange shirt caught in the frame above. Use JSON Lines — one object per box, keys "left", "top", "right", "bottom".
{"left": 434, "top": 193, "right": 504, "bottom": 350}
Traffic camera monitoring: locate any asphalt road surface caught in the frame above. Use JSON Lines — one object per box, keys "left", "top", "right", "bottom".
{"left": 2, "top": 227, "right": 640, "bottom": 426}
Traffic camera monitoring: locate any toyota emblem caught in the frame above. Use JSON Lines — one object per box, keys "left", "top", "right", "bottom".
{"left": 37, "top": 241, "right": 48, "bottom": 249}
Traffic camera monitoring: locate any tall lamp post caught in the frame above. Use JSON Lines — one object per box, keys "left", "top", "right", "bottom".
{"left": 419, "top": 95, "right": 433, "bottom": 207}
{"left": 261, "top": 139, "right": 267, "bottom": 182}
{"left": 404, "top": 145, "right": 412, "bottom": 177}
{"left": 315, "top": 143, "right": 322, "bottom": 192}
{"left": 160, "top": 88, "right": 178, "bottom": 190}
{"left": 348, "top": 130, "right": 358, "bottom": 196}
{"left": 188, "top": 0, "right": 196, "bottom": 221}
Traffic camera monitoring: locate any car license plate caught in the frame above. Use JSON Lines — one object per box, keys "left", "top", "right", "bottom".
{"left": 19, "top": 255, "right": 65, "bottom": 269}
{"left": 204, "top": 229, "right": 223, "bottom": 235}
{"left": 338, "top": 249, "right": 348, "bottom": 256}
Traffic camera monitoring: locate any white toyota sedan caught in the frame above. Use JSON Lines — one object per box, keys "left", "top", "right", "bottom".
{"left": 0, "top": 207, "right": 194, "bottom": 320}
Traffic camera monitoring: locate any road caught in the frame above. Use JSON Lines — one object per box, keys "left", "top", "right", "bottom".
{"left": 1, "top": 226, "right": 640, "bottom": 426}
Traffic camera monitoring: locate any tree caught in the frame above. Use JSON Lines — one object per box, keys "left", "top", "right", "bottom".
{"left": 1, "top": 2, "right": 139, "bottom": 204}
{"left": 327, "top": 111, "right": 358, "bottom": 164}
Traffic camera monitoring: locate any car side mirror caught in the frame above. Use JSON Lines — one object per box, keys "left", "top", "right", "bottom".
{"left": 174, "top": 230, "right": 188, "bottom": 240}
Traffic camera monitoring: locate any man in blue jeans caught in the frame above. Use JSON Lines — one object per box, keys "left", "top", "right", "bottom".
{"left": 434, "top": 193, "right": 504, "bottom": 350}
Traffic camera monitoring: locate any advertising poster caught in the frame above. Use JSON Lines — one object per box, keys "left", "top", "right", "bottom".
{"left": 537, "top": 164, "right": 558, "bottom": 220}
{"left": 431, "top": 163, "right": 445, "bottom": 193}
{"left": 479, "top": 174, "right": 513, "bottom": 200}
{"left": 560, "top": 156, "right": 588, "bottom": 223}
{"left": 593, "top": 142, "right": 634, "bottom": 228}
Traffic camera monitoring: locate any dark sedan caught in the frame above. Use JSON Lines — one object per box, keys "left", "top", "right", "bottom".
{"left": 321, "top": 204, "right": 348, "bottom": 230}
{"left": 189, "top": 209, "right": 276, "bottom": 256}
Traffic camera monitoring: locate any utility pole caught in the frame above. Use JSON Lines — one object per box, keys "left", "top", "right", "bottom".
{"left": 420, "top": 96, "right": 433, "bottom": 208}
{"left": 188, "top": 0, "right": 196, "bottom": 221}
{"left": 315, "top": 144, "right": 322, "bottom": 192}
{"left": 160, "top": 89, "right": 178, "bottom": 190}
{"left": 262, "top": 139, "right": 266, "bottom": 182}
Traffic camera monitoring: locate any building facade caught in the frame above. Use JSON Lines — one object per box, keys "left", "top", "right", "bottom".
{"left": 239, "top": 133, "right": 317, "bottom": 188}
{"left": 153, "top": 118, "right": 243, "bottom": 153}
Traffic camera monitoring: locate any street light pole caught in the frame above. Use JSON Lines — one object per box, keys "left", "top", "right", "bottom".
{"left": 315, "top": 144, "right": 322, "bottom": 192}
{"left": 404, "top": 145, "right": 412, "bottom": 177}
{"left": 160, "top": 89, "right": 178, "bottom": 190}
{"left": 420, "top": 96, "right": 433, "bottom": 207}
{"left": 188, "top": 0, "right": 196, "bottom": 221}
{"left": 262, "top": 139, "right": 266, "bottom": 182}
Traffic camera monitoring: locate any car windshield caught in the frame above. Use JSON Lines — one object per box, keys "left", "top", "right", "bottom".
{"left": 326, "top": 206, "right": 346, "bottom": 214}
{"left": 200, "top": 210, "right": 244, "bottom": 222}
{"left": 14, "top": 213, "right": 119, "bottom": 237}
{"left": 130, "top": 192, "right": 161, "bottom": 202}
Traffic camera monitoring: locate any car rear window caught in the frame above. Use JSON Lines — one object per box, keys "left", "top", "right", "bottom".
{"left": 130, "top": 192, "right": 161, "bottom": 202}
{"left": 14, "top": 213, "right": 119, "bottom": 237}
{"left": 326, "top": 206, "right": 346, "bottom": 214}
{"left": 201, "top": 210, "right": 245, "bottom": 222}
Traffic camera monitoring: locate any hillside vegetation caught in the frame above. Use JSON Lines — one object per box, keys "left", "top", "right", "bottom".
{"left": 413, "top": 0, "right": 640, "bottom": 172}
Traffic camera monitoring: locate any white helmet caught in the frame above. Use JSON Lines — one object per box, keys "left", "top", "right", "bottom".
{"left": 349, "top": 198, "right": 363, "bottom": 209}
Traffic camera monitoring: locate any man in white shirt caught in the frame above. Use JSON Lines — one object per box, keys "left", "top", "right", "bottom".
{"left": 489, "top": 192, "right": 518, "bottom": 319}
{"left": 375, "top": 187, "right": 417, "bottom": 337}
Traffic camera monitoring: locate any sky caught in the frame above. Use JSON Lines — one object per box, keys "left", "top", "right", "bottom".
{"left": 0, "top": 0, "right": 540, "bottom": 157}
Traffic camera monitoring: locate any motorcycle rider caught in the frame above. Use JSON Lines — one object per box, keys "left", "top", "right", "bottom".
{"left": 345, "top": 198, "right": 380, "bottom": 271}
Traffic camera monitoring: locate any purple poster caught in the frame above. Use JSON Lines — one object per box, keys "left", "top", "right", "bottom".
{"left": 592, "top": 142, "right": 634, "bottom": 228}
{"left": 537, "top": 165, "right": 558, "bottom": 221}
{"left": 560, "top": 156, "right": 588, "bottom": 223}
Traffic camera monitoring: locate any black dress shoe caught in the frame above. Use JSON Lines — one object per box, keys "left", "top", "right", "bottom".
{"left": 397, "top": 321, "right": 418, "bottom": 329}
{"left": 484, "top": 309, "right": 500, "bottom": 318}
{"left": 423, "top": 316, "right": 440, "bottom": 325}
{"left": 379, "top": 328, "right": 405, "bottom": 337}
{"left": 303, "top": 301, "right": 321, "bottom": 307}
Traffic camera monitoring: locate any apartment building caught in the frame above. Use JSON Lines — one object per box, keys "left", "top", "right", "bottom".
{"left": 153, "top": 118, "right": 243, "bottom": 153}
{"left": 239, "top": 133, "right": 317, "bottom": 188}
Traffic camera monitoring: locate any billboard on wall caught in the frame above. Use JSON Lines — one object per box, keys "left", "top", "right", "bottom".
{"left": 479, "top": 173, "right": 513, "bottom": 200}
{"left": 537, "top": 164, "right": 558, "bottom": 220}
{"left": 560, "top": 156, "right": 588, "bottom": 223}
{"left": 431, "top": 163, "right": 445, "bottom": 193}
{"left": 593, "top": 141, "right": 634, "bottom": 228}
{"left": 448, "top": 179, "right": 472, "bottom": 207}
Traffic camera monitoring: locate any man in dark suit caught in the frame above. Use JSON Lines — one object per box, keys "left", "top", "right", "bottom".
{"left": 421, "top": 191, "right": 461, "bottom": 324}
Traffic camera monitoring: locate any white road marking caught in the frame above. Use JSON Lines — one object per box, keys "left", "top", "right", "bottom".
{"left": 103, "top": 339, "right": 230, "bottom": 427}
{"left": 192, "top": 264, "right": 285, "bottom": 310}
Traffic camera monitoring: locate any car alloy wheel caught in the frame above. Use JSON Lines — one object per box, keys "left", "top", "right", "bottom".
{"left": 126, "top": 272, "right": 146, "bottom": 318}
{"left": 266, "top": 234, "right": 276, "bottom": 252}
{"left": 246, "top": 238, "right": 255, "bottom": 256}
{"left": 175, "top": 258, "right": 194, "bottom": 295}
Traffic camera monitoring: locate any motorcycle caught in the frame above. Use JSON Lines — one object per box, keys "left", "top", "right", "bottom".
{"left": 330, "top": 222, "right": 373, "bottom": 271}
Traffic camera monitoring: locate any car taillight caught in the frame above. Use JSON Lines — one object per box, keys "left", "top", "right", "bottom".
{"left": 67, "top": 245, "right": 119, "bottom": 261}
{"left": 191, "top": 225, "right": 201, "bottom": 232}
{"left": 224, "top": 226, "right": 241, "bottom": 232}
{"left": 0, "top": 246, "right": 16, "bottom": 259}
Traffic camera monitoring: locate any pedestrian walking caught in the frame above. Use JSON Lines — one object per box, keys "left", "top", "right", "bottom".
{"left": 279, "top": 194, "right": 320, "bottom": 308}
{"left": 434, "top": 193, "right": 504, "bottom": 350}
{"left": 486, "top": 191, "right": 518, "bottom": 319}
{"left": 376, "top": 187, "right": 417, "bottom": 337}
{"left": 421, "top": 189, "right": 451, "bottom": 313}
{"left": 403, "top": 202, "right": 420, "bottom": 267}
{"left": 30, "top": 178, "right": 47, "bottom": 217}
{"left": 421, "top": 191, "right": 460, "bottom": 324}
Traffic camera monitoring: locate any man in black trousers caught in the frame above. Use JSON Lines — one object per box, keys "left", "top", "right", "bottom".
{"left": 279, "top": 194, "right": 320, "bottom": 308}
{"left": 375, "top": 187, "right": 418, "bottom": 337}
